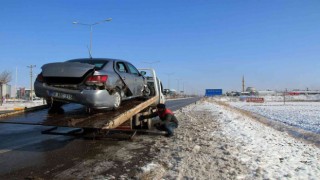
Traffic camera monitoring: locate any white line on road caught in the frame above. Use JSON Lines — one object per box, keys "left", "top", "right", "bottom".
{"left": 0, "top": 135, "right": 62, "bottom": 154}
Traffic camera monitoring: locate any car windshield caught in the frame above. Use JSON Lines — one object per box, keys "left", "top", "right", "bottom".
{"left": 67, "top": 59, "right": 109, "bottom": 70}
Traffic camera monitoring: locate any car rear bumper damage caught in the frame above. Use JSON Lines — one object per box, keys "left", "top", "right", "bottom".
{"left": 34, "top": 81, "right": 115, "bottom": 108}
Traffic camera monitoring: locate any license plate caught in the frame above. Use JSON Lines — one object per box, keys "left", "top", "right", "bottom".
{"left": 49, "top": 91, "right": 73, "bottom": 100}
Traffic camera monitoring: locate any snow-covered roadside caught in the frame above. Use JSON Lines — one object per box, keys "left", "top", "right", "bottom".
{"left": 0, "top": 100, "right": 45, "bottom": 111}
{"left": 138, "top": 99, "right": 320, "bottom": 179}
{"left": 229, "top": 101, "right": 320, "bottom": 134}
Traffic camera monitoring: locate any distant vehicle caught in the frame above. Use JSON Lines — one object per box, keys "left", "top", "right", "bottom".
{"left": 163, "top": 89, "right": 170, "bottom": 95}
{"left": 163, "top": 89, "right": 177, "bottom": 96}
{"left": 34, "top": 58, "right": 150, "bottom": 110}
{"left": 227, "top": 91, "right": 241, "bottom": 96}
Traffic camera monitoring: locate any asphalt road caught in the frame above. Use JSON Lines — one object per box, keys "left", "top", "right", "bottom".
{"left": 0, "top": 97, "right": 200, "bottom": 179}
{"left": 166, "top": 97, "right": 201, "bottom": 111}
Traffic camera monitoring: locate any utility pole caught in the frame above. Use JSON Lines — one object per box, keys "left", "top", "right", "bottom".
{"left": 15, "top": 67, "right": 17, "bottom": 100}
{"left": 283, "top": 88, "right": 287, "bottom": 105}
{"left": 183, "top": 82, "right": 185, "bottom": 93}
{"left": 181, "top": 81, "right": 187, "bottom": 96}
{"left": 242, "top": 75, "right": 245, "bottom": 92}
{"left": 27, "top": 65, "right": 36, "bottom": 101}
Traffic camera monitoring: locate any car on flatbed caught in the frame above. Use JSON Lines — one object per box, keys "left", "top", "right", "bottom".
{"left": 34, "top": 58, "right": 150, "bottom": 110}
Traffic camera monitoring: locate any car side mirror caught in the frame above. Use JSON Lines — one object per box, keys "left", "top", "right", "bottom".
{"left": 140, "top": 71, "right": 147, "bottom": 76}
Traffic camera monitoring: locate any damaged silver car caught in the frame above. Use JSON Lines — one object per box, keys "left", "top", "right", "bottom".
{"left": 34, "top": 58, "right": 150, "bottom": 110}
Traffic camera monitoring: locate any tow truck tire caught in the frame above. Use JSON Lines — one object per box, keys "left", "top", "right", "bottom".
{"left": 85, "top": 107, "right": 93, "bottom": 114}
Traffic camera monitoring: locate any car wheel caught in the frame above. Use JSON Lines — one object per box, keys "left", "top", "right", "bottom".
{"left": 113, "top": 90, "right": 122, "bottom": 110}
{"left": 147, "top": 83, "right": 155, "bottom": 97}
{"left": 142, "top": 85, "right": 151, "bottom": 97}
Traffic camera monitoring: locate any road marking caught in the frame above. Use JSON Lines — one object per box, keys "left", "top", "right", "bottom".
{"left": 166, "top": 97, "right": 195, "bottom": 101}
{"left": 0, "top": 135, "right": 61, "bottom": 154}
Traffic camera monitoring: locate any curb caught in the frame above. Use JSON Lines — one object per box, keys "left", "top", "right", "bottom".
{"left": 0, "top": 105, "right": 48, "bottom": 118}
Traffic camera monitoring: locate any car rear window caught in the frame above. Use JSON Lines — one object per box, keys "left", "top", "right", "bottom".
{"left": 67, "top": 59, "right": 109, "bottom": 69}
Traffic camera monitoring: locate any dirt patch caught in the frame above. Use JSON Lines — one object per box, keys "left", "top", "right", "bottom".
{"left": 54, "top": 139, "right": 156, "bottom": 180}
{"left": 136, "top": 106, "right": 250, "bottom": 179}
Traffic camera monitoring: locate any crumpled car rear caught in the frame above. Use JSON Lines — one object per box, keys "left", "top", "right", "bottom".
{"left": 34, "top": 59, "right": 119, "bottom": 109}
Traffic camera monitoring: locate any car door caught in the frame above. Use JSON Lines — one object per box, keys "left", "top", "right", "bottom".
{"left": 126, "top": 63, "right": 144, "bottom": 96}
{"left": 115, "top": 61, "right": 135, "bottom": 95}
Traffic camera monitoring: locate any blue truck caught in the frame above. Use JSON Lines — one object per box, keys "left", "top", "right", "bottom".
{"left": 205, "top": 89, "right": 223, "bottom": 97}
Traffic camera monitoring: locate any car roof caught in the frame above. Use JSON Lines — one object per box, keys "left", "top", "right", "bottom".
{"left": 67, "top": 58, "right": 130, "bottom": 63}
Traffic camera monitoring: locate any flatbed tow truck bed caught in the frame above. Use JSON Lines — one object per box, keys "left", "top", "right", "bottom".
{"left": 0, "top": 96, "right": 157, "bottom": 130}
{"left": 46, "top": 96, "right": 157, "bottom": 129}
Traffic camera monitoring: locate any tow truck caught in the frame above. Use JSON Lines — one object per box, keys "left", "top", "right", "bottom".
{"left": 0, "top": 68, "right": 167, "bottom": 137}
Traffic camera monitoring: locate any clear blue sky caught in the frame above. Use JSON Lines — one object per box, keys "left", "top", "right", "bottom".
{"left": 1, "top": 0, "right": 320, "bottom": 94}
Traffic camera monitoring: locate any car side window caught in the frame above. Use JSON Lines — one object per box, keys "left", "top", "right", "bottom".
{"left": 127, "top": 63, "right": 140, "bottom": 76}
{"left": 117, "top": 62, "right": 128, "bottom": 73}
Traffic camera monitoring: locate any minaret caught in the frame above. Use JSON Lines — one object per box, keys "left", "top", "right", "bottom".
{"left": 242, "top": 75, "right": 245, "bottom": 92}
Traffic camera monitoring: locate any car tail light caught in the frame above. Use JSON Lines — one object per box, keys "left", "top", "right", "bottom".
{"left": 36, "top": 74, "right": 44, "bottom": 82}
{"left": 85, "top": 75, "right": 108, "bottom": 86}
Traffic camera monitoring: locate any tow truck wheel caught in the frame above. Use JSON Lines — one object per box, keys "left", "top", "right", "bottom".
{"left": 141, "top": 107, "right": 154, "bottom": 129}
{"left": 113, "top": 90, "right": 122, "bottom": 110}
{"left": 85, "top": 107, "right": 92, "bottom": 114}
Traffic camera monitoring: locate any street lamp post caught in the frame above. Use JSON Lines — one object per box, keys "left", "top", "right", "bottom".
{"left": 73, "top": 18, "right": 112, "bottom": 56}
{"left": 165, "top": 73, "right": 174, "bottom": 89}
{"left": 141, "top": 61, "right": 160, "bottom": 68}
{"left": 176, "top": 78, "right": 182, "bottom": 93}
{"left": 182, "top": 81, "right": 186, "bottom": 94}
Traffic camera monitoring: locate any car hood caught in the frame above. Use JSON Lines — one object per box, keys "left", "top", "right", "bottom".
{"left": 42, "top": 62, "right": 95, "bottom": 77}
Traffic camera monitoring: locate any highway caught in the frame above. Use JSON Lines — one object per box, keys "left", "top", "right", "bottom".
{"left": 0, "top": 97, "right": 200, "bottom": 179}
{"left": 166, "top": 97, "right": 201, "bottom": 111}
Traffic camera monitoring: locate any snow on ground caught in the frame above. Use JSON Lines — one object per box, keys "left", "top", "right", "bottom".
{"left": 263, "top": 94, "right": 320, "bottom": 102}
{"left": 209, "top": 101, "right": 320, "bottom": 179}
{"left": 217, "top": 94, "right": 320, "bottom": 103}
{"left": 138, "top": 99, "right": 320, "bottom": 179}
{"left": 229, "top": 101, "right": 320, "bottom": 134}
{"left": 0, "top": 100, "right": 45, "bottom": 111}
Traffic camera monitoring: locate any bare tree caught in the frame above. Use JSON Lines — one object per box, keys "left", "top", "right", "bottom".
{"left": 0, "top": 71, "right": 12, "bottom": 105}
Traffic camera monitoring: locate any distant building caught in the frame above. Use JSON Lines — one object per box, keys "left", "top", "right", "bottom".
{"left": 245, "top": 87, "right": 258, "bottom": 95}
{"left": 17, "top": 88, "right": 35, "bottom": 100}
{"left": 288, "top": 90, "right": 320, "bottom": 95}
{"left": 17, "top": 87, "right": 26, "bottom": 99}
{"left": 258, "top": 90, "right": 276, "bottom": 96}
{"left": 1, "top": 84, "right": 11, "bottom": 98}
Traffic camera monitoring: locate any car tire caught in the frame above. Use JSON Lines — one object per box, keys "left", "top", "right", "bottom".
{"left": 147, "top": 83, "right": 155, "bottom": 97}
{"left": 113, "top": 89, "right": 122, "bottom": 110}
